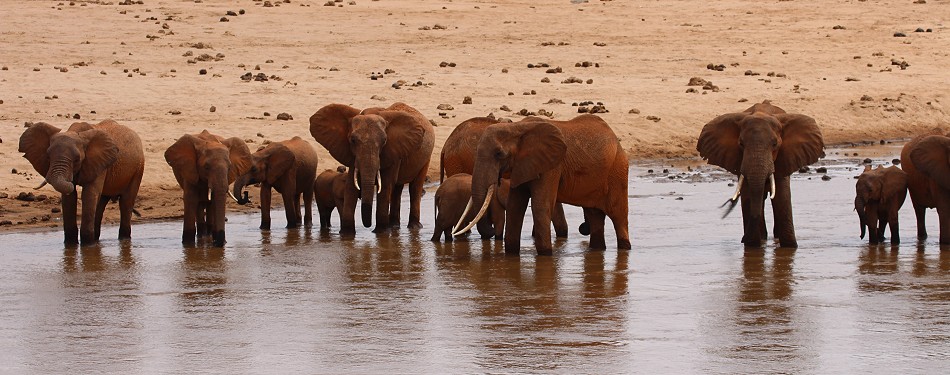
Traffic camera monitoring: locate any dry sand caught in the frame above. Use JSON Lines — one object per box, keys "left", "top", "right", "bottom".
{"left": 1, "top": 0, "right": 949, "bottom": 232}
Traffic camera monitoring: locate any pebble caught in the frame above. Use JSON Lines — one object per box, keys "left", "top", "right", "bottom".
{"left": 462, "top": 96, "right": 472, "bottom": 104}
{"left": 276, "top": 113, "right": 292, "bottom": 120}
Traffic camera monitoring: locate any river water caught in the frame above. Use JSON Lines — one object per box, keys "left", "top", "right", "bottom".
{"left": 1, "top": 143, "right": 948, "bottom": 373}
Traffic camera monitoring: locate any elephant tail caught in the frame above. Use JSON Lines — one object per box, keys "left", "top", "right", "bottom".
{"left": 439, "top": 152, "right": 445, "bottom": 183}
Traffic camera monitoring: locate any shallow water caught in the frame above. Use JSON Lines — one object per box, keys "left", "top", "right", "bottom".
{"left": 2, "top": 144, "right": 949, "bottom": 373}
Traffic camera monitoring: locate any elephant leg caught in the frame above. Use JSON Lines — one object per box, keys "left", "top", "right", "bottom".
{"left": 877, "top": 216, "right": 888, "bottom": 243}
{"left": 530, "top": 179, "right": 558, "bottom": 256}
{"left": 407, "top": 164, "right": 428, "bottom": 230}
{"left": 119, "top": 171, "right": 143, "bottom": 240}
{"left": 182, "top": 190, "right": 198, "bottom": 244}
{"left": 303, "top": 185, "right": 314, "bottom": 228}
{"left": 389, "top": 184, "right": 404, "bottom": 226}
{"left": 888, "top": 207, "right": 901, "bottom": 244}
{"left": 94, "top": 196, "right": 109, "bottom": 242}
{"left": 584, "top": 207, "right": 607, "bottom": 250}
{"left": 607, "top": 206, "right": 631, "bottom": 251}
{"left": 914, "top": 204, "right": 928, "bottom": 240}
{"left": 62, "top": 192, "right": 79, "bottom": 245}
{"left": 283, "top": 191, "right": 299, "bottom": 228}
{"left": 196, "top": 194, "right": 209, "bottom": 237}
{"left": 476, "top": 216, "right": 494, "bottom": 240}
{"left": 491, "top": 201, "right": 505, "bottom": 241}
{"left": 937, "top": 193, "right": 950, "bottom": 245}
{"left": 373, "top": 183, "right": 394, "bottom": 233}
{"left": 341, "top": 183, "right": 357, "bottom": 235}
{"left": 318, "top": 205, "right": 332, "bottom": 230}
{"left": 553, "top": 203, "right": 569, "bottom": 238}
{"left": 260, "top": 184, "right": 272, "bottom": 230}
{"left": 80, "top": 186, "right": 103, "bottom": 245}
{"left": 504, "top": 187, "right": 530, "bottom": 255}
{"left": 771, "top": 175, "right": 797, "bottom": 248}
{"left": 867, "top": 210, "right": 880, "bottom": 245}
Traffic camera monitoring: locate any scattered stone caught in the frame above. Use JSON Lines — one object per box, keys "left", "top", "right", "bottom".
{"left": 499, "top": 105, "right": 511, "bottom": 112}
{"left": 893, "top": 32, "right": 906, "bottom": 37}
{"left": 0, "top": 221, "right": 10, "bottom": 226}
{"left": 688, "top": 77, "right": 708, "bottom": 86}
{"left": 890, "top": 59, "right": 910, "bottom": 70}
{"left": 706, "top": 63, "right": 725, "bottom": 71}
{"left": 744, "top": 70, "right": 760, "bottom": 76}
{"left": 832, "top": 25, "right": 846, "bottom": 30}
{"left": 545, "top": 98, "right": 564, "bottom": 104}
{"left": 816, "top": 167, "right": 828, "bottom": 173}
{"left": 276, "top": 113, "right": 292, "bottom": 121}
{"left": 892, "top": 158, "right": 901, "bottom": 165}
{"left": 437, "top": 104, "right": 454, "bottom": 111}
{"left": 863, "top": 158, "right": 873, "bottom": 164}
{"left": 860, "top": 95, "right": 873, "bottom": 101}
{"left": 561, "top": 76, "right": 584, "bottom": 84}
{"left": 210, "top": 106, "right": 216, "bottom": 112}
{"left": 586, "top": 79, "right": 593, "bottom": 84}
{"left": 593, "top": 42, "right": 606, "bottom": 47}
{"left": 220, "top": 17, "right": 229, "bottom": 22}
{"left": 517, "top": 108, "right": 536, "bottom": 116}
{"left": 370, "top": 94, "right": 386, "bottom": 101}
{"left": 915, "top": 27, "right": 925, "bottom": 33}
{"left": 537, "top": 109, "right": 554, "bottom": 118}
{"left": 845, "top": 77, "right": 860, "bottom": 82}
{"left": 628, "top": 108, "right": 640, "bottom": 114}
{"left": 821, "top": 175, "right": 832, "bottom": 181}
{"left": 545, "top": 67, "right": 562, "bottom": 74}
{"left": 226, "top": 10, "right": 237, "bottom": 16}
{"left": 462, "top": 96, "right": 472, "bottom": 104}
{"left": 541, "top": 77, "right": 550, "bottom": 83}
{"left": 263, "top": 112, "right": 271, "bottom": 117}
{"left": 798, "top": 166, "right": 810, "bottom": 173}
{"left": 52, "top": 207, "right": 61, "bottom": 213}
{"left": 169, "top": 110, "right": 181, "bottom": 115}
{"left": 501, "top": 68, "right": 509, "bottom": 73}
{"left": 15, "top": 192, "right": 36, "bottom": 202}
{"left": 646, "top": 116, "right": 661, "bottom": 122}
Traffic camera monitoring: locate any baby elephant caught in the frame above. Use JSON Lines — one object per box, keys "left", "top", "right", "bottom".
{"left": 855, "top": 165, "right": 908, "bottom": 244}
{"left": 314, "top": 166, "right": 349, "bottom": 231}
{"left": 432, "top": 173, "right": 510, "bottom": 242}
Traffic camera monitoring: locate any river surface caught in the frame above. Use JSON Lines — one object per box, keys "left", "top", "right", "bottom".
{"left": 2, "top": 143, "right": 949, "bottom": 374}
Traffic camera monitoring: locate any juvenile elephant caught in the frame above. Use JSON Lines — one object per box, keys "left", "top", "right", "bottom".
{"left": 855, "top": 165, "right": 908, "bottom": 244}
{"left": 19, "top": 120, "right": 145, "bottom": 245}
{"left": 697, "top": 101, "right": 824, "bottom": 248}
{"left": 313, "top": 166, "right": 349, "bottom": 231}
{"left": 903, "top": 134, "right": 950, "bottom": 244}
{"left": 165, "top": 130, "right": 252, "bottom": 246}
{"left": 441, "top": 116, "right": 570, "bottom": 238}
{"left": 232, "top": 137, "right": 319, "bottom": 229}
{"left": 310, "top": 102, "right": 434, "bottom": 234}
{"left": 455, "top": 115, "right": 630, "bottom": 255}
{"left": 432, "top": 173, "right": 510, "bottom": 242}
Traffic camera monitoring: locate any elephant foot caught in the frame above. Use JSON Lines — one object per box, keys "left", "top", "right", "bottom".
{"left": 555, "top": 228, "right": 569, "bottom": 238}
{"left": 212, "top": 230, "right": 226, "bottom": 247}
{"left": 778, "top": 239, "right": 798, "bottom": 248}
{"left": 536, "top": 247, "right": 554, "bottom": 256}
{"left": 407, "top": 221, "right": 423, "bottom": 230}
{"left": 617, "top": 239, "right": 631, "bottom": 250}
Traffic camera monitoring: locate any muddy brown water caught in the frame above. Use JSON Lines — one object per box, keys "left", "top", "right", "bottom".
{"left": 2, "top": 142, "right": 949, "bottom": 373}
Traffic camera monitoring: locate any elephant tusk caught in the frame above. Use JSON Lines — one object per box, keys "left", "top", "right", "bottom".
{"left": 730, "top": 175, "right": 744, "bottom": 201}
{"left": 228, "top": 190, "right": 240, "bottom": 203}
{"left": 768, "top": 174, "right": 776, "bottom": 200}
{"left": 353, "top": 168, "right": 361, "bottom": 191}
{"left": 34, "top": 179, "right": 49, "bottom": 190}
{"left": 376, "top": 170, "right": 382, "bottom": 194}
{"left": 453, "top": 184, "right": 494, "bottom": 236}
{"left": 453, "top": 197, "right": 474, "bottom": 233}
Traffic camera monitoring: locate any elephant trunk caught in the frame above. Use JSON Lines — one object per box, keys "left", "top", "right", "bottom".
{"left": 356, "top": 164, "right": 379, "bottom": 228}
{"left": 855, "top": 194, "right": 868, "bottom": 240}
{"left": 46, "top": 160, "right": 75, "bottom": 195}
{"left": 210, "top": 174, "right": 228, "bottom": 246}
{"left": 741, "top": 147, "right": 773, "bottom": 246}
{"left": 232, "top": 174, "right": 251, "bottom": 205}
{"left": 456, "top": 158, "right": 500, "bottom": 235}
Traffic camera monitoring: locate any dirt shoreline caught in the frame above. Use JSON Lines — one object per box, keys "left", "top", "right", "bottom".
{"left": 1, "top": 0, "right": 949, "bottom": 233}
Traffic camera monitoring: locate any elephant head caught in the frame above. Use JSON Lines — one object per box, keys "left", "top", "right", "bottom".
{"left": 454, "top": 120, "right": 566, "bottom": 235}
{"left": 697, "top": 101, "right": 824, "bottom": 245}
{"left": 164, "top": 131, "right": 251, "bottom": 246}
{"left": 19, "top": 122, "right": 119, "bottom": 195}
{"left": 232, "top": 142, "right": 297, "bottom": 205}
{"left": 309, "top": 103, "right": 426, "bottom": 228}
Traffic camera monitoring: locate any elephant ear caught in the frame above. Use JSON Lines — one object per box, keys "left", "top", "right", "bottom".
{"left": 910, "top": 135, "right": 950, "bottom": 189}
{"left": 775, "top": 114, "right": 825, "bottom": 176}
{"left": 18, "top": 122, "right": 62, "bottom": 177}
{"left": 77, "top": 129, "right": 119, "bottom": 185}
{"left": 310, "top": 104, "right": 360, "bottom": 167}
{"left": 380, "top": 111, "right": 426, "bottom": 164}
{"left": 221, "top": 137, "right": 252, "bottom": 183}
{"left": 510, "top": 121, "right": 567, "bottom": 188}
{"left": 66, "top": 122, "right": 94, "bottom": 132}
{"left": 263, "top": 143, "right": 296, "bottom": 184}
{"left": 696, "top": 113, "right": 745, "bottom": 175}
{"left": 165, "top": 134, "right": 201, "bottom": 186}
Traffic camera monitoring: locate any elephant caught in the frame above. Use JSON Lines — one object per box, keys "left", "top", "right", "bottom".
{"left": 18, "top": 120, "right": 145, "bottom": 245}
{"left": 309, "top": 102, "right": 435, "bottom": 234}
{"left": 232, "top": 136, "right": 319, "bottom": 229}
{"left": 903, "top": 134, "right": 950, "bottom": 244}
{"left": 165, "top": 130, "right": 252, "bottom": 246}
{"left": 432, "top": 173, "right": 510, "bottom": 242}
{"left": 313, "top": 166, "right": 349, "bottom": 231}
{"left": 854, "top": 165, "right": 908, "bottom": 244}
{"left": 455, "top": 114, "right": 630, "bottom": 255}
{"left": 696, "top": 100, "right": 825, "bottom": 248}
{"left": 440, "top": 116, "right": 571, "bottom": 238}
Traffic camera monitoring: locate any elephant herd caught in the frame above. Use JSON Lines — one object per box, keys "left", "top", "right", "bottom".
{"left": 16, "top": 101, "right": 950, "bottom": 253}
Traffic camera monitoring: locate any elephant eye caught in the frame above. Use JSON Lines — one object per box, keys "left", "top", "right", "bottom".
{"left": 494, "top": 150, "right": 505, "bottom": 159}
{"left": 349, "top": 136, "right": 357, "bottom": 144}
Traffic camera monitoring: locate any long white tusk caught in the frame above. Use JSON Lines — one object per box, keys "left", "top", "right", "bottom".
{"left": 731, "top": 175, "right": 744, "bottom": 201}
{"left": 353, "top": 168, "right": 361, "bottom": 191}
{"left": 453, "top": 197, "right": 474, "bottom": 233}
{"left": 768, "top": 174, "right": 776, "bottom": 200}
{"left": 34, "top": 179, "right": 48, "bottom": 190}
{"left": 453, "top": 184, "right": 494, "bottom": 236}
{"left": 228, "top": 190, "right": 240, "bottom": 203}
{"left": 376, "top": 170, "right": 382, "bottom": 194}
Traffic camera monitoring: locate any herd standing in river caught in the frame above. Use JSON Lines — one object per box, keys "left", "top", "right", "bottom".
{"left": 16, "top": 100, "right": 950, "bottom": 253}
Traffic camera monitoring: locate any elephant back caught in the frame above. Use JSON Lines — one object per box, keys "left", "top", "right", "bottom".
{"left": 93, "top": 120, "right": 145, "bottom": 195}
